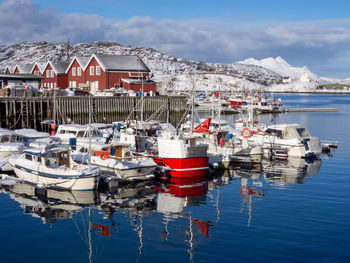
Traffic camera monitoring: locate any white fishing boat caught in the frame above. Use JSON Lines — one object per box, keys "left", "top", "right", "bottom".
{"left": 246, "top": 123, "right": 322, "bottom": 158}
{"left": 193, "top": 118, "right": 262, "bottom": 168}
{"left": 15, "top": 128, "right": 60, "bottom": 148}
{"left": 72, "top": 142, "right": 157, "bottom": 181}
{"left": 9, "top": 144, "right": 101, "bottom": 190}
{"left": 54, "top": 124, "right": 108, "bottom": 149}
{"left": 0, "top": 128, "right": 24, "bottom": 172}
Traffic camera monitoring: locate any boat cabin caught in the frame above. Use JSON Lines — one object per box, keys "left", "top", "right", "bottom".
{"left": 264, "top": 124, "right": 311, "bottom": 140}
{"left": 56, "top": 124, "right": 102, "bottom": 139}
{"left": 0, "top": 128, "right": 19, "bottom": 143}
{"left": 22, "top": 145, "right": 72, "bottom": 169}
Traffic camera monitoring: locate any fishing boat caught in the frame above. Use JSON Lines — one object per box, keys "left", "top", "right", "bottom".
{"left": 72, "top": 142, "right": 157, "bottom": 181}
{"left": 15, "top": 128, "right": 60, "bottom": 148}
{"left": 246, "top": 123, "right": 322, "bottom": 158}
{"left": 153, "top": 136, "right": 209, "bottom": 178}
{"left": 193, "top": 118, "right": 263, "bottom": 168}
{"left": 9, "top": 144, "right": 101, "bottom": 190}
{"left": 54, "top": 124, "right": 108, "bottom": 149}
{"left": 229, "top": 92, "right": 282, "bottom": 112}
{"left": 0, "top": 128, "right": 24, "bottom": 172}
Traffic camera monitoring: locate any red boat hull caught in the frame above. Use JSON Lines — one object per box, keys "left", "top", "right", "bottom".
{"left": 154, "top": 157, "right": 209, "bottom": 178}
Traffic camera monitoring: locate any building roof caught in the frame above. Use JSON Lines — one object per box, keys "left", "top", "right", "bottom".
{"left": 30, "top": 62, "right": 47, "bottom": 74}
{"left": 65, "top": 56, "right": 90, "bottom": 74}
{"left": 0, "top": 73, "right": 44, "bottom": 79}
{"left": 89, "top": 54, "right": 151, "bottom": 72}
{"left": 4, "top": 66, "right": 15, "bottom": 73}
{"left": 45, "top": 61, "right": 69, "bottom": 75}
{"left": 121, "top": 78, "right": 156, "bottom": 84}
{"left": 16, "top": 64, "right": 34, "bottom": 74}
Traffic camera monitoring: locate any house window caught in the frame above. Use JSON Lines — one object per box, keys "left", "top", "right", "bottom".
{"left": 78, "top": 67, "right": 82, "bottom": 76}
{"left": 46, "top": 70, "right": 50, "bottom": 77}
{"left": 72, "top": 67, "right": 76, "bottom": 76}
{"left": 90, "top": 66, "right": 94, "bottom": 75}
{"left": 54, "top": 83, "right": 57, "bottom": 89}
{"left": 96, "top": 66, "right": 101, "bottom": 75}
{"left": 51, "top": 70, "right": 54, "bottom": 78}
{"left": 69, "top": 81, "right": 72, "bottom": 87}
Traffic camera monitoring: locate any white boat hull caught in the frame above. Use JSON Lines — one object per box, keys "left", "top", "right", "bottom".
{"left": 12, "top": 164, "right": 99, "bottom": 191}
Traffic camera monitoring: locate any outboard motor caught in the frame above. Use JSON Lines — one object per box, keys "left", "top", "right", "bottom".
{"left": 302, "top": 137, "right": 322, "bottom": 158}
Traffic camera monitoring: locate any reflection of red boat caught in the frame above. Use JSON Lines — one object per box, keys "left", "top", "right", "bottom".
{"left": 154, "top": 137, "right": 208, "bottom": 178}
{"left": 156, "top": 174, "right": 208, "bottom": 198}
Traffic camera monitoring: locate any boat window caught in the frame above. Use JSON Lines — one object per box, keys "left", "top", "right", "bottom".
{"left": 0, "top": 135, "right": 10, "bottom": 143}
{"left": 77, "top": 131, "right": 85, "bottom": 137}
{"left": 37, "top": 157, "right": 42, "bottom": 163}
{"left": 296, "top": 128, "right": 310, "bottom": 138}
{"left": 67, "top": 130, "right": 77, "bottom": 135}
{"left": 25, "top": 154, "right": 32, "bottom": 161}
{"left": 59, "top": 130, "right": 66, "bottom": 134}
{"left": 265, "top": 128, "right": 283, "bottom": 138}
{"left": 10, "top": 136, "right": 17, "bottom": 142}
{"left": 80, "top": 147, "right": 87, "bottom": 153}
{"left": 261, "top": 102, "right": 267, "bottom": 106}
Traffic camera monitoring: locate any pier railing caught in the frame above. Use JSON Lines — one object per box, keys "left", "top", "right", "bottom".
{"left": 0, "top": 96, "right": 187, "bottom": 131}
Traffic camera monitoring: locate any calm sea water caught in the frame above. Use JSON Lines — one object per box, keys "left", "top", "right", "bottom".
{"left": 1, "top": 94, "right": 350, "bottom": 263}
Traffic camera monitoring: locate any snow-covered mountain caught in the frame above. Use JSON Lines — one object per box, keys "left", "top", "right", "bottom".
{"left": 0, "top": 41, "right": 345, "bottom": 92}
{"left": 239, "top": 56, "right": 320, "bottom": 82}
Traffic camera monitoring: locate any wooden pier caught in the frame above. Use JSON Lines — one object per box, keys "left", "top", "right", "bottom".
{"left": 0, "top": 96, "right": 187, "bottom": 132}
{"left": 282, "top": 108, "right": 338, "bottom": 113}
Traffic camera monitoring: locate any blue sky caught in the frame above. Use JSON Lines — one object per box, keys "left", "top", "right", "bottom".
{"left": 2, "top": 0, "right": 350, "bottom": 78}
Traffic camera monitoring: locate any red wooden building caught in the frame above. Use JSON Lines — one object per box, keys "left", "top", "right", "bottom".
{"left": 13, "top": 64, "right": 34, "bottom": 74}
{"left": 3, "top": 54, "right": 156, "bottom": 94}
{"left": 83, "top": 54, "right": 156, "bottom": 94}
{"left": 65, "top": 56, "right": 90, "bottom": 89}
{"left": 4, "top": 66, "right": 14, "bottom": 74}
{"left": 30, "top": 62, "right": 46, "bottom": 77}
{"left": 42, "top": 61, "right": 69, "bottom": 90}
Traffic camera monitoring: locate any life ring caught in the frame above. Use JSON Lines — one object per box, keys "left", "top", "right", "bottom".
{"left": 219, "top": 137, "right": 225, "bottom": 147}
{"left": 101, "top": 152, "right": 110, "bottom": 160}
{"left": 241, "top": 128, "right": 252, "bottom": 138}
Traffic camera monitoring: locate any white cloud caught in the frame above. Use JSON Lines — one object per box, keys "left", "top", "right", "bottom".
{"left": 1, "top": 0, "right": 350, "bottom": 77}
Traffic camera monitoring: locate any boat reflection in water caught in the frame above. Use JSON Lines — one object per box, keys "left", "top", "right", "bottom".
{"left": 155, "top": 172, "right": 213, "bottom": 262}
{"left": 0, "top": 180, "right": 100, "bottom": 224}
{"left": 0, "top": 155, "right": 323, "bottom": 262}
{"left": 262, "top": 157, "right": 322, "bottom": 186}
{"left": 210, "top": 157, "right": 322, "bottom": 226}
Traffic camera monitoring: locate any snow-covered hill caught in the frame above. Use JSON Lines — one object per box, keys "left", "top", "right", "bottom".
{"left": 239, "top": 56, "right": 319, "bottom": 82}
{"left": 0, "top": 41, "right": 346, "bottom": 92}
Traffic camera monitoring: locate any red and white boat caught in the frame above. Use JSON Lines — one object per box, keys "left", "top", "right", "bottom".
{"left": 229, "top": 93, "right": 282, "bottom": 112}
{"left": 153, "top": 136, "right": 209, "bottom": 178}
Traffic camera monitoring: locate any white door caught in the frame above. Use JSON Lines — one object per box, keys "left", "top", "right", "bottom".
{"left": 90, "top": 81, "right": 98, "bottom": 95}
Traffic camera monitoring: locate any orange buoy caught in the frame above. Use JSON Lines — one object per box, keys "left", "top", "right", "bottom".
{"left": 241, "top": 128, "right": 252, "bottom": 138}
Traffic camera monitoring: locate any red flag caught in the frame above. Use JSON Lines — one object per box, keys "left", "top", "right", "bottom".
{"left": 193, "top": 118, "right": 212, "bottom": 133}
{"left": 214, "top": 91, "right": 219, "bottom": 97}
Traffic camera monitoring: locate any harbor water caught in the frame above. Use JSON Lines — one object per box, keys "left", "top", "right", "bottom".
{"left": 0, "top": 93, "right": 349, "bottom": 263}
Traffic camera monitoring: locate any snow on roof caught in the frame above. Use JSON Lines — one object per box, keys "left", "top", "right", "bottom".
{"left": 121, "top": 78, "right": 156, "bottom": 84}
{"left": 65, "top": 56, "right": 90, "bottom": 74}
{"left": 17, "top": 64, "right": 34, "bottom": 73}
{"left": 92, "top": 54, "right": 151, "bottom": 72}
{"left": 50, "top": 61, "right": 69, "bottom": 74}
{"left": 30, "top": 62, "right": 46, "bottom": 74}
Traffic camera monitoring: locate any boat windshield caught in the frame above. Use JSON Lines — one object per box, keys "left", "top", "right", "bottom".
{"left": 296, "top": 127, "right": 310, "bottom": 138}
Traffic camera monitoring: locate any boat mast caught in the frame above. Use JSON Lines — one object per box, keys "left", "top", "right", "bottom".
{"left": 190, "top": 77, "right": 195, "bottom": 133}
{"left": 139, "top": 57, "right": 144, "bottom": 122}
{"left": 88, "top": 92, "right": 92, "bottom": 170}
{"left": 218, "top": 83, "right": 221, "bottom": 130}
